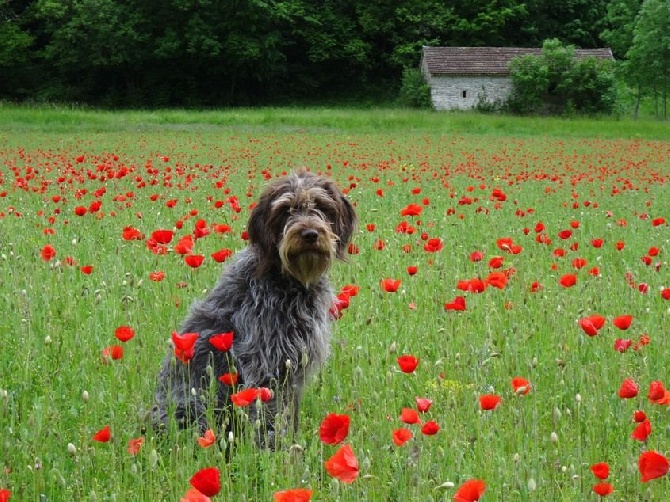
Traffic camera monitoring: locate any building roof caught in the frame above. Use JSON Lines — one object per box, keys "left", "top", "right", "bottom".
{"left": 421, "top": 46, "right": 614, "bottom": 76}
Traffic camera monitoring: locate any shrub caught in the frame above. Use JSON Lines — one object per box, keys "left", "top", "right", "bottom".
{"left": 507, "top": 39, "right": 619, "bottom": 116}
{"left": 397, "top": 68, "right": 432, "bottom": 109}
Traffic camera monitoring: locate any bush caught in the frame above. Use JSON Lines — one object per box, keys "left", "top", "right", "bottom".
{"left": 397, "top": 68, "right": 432, "bottom": 109}
{"left": 507, "top": 39, "right": 619, "bottom": 116}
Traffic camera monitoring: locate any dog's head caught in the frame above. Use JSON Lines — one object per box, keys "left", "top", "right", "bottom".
{"left": 247, "top": 171, "right": 357, "bottom": 287}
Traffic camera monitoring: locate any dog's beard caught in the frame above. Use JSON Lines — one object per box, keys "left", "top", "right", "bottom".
{"left": 280, "top": 223, "right": 336, "bottom": 288}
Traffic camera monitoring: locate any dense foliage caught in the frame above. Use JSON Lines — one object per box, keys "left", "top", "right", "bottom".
{"left": 1, "top": 0, "right": 613, "bottom": 106}
{"left": 0, "top": 0, "right": 667, "bottom": 115}
{"left": 507, "top": 39, "right": 618, "bottom": 115}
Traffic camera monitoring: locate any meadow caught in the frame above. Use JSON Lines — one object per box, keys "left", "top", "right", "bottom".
{"left": 0, "top": 107, "right": 669, "bottom": 501}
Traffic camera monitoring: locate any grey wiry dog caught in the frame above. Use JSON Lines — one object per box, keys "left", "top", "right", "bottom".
{"left": 152, "top": 171, "right": 356, "bottom": 448}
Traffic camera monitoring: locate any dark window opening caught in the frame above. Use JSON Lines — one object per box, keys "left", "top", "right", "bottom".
{"left": 462, "top": 90, "right": 467, "bottom": 98}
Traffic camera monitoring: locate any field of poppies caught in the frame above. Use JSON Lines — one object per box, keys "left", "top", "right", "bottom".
{"left": 0, "top": 109, "right": 669, "bottom": 501}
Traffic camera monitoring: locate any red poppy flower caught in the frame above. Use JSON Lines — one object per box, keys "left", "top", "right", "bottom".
{"left": 485, "top": 272, "right": 507, "bottom": 289}
{"left": 618, "top": 378, "right": 639, "bottom": 399}
{"left": 400, "top": 204, "right": 422, "bottom": 216}
{"left": 258, "top": 387, "right": 273, "bottom": 402}
{"left": 0, "top": 489, "right": 10, "bottom": 502}
{"left": 639, "top": 451, "right": 669, "bottom": 482}
{"left": 180, "top": 488, "right": 211, "bottom": 502}
{"left": 571, "top": 257, "right": 587, "bottom": 269}
{"left": 633, "top": 410, "right": 647, "bottom": 422}
{"left": 230, "top": 388, "right": 261, "bottom": 407}
{"left": 92, "top": 425, "right": 111, "bottom": 442}
{"left": 392, "top": 428, "right": 413, "bottom": 446}
{"left": 395, "top": 221, "right": 416, "bottom": 234}
{"left": 190, "top": 467, "right": 220, "bottom": 497}
{"left": 559, "top": 274, "right": 577, "bottom": 287}
{"left": 197, "top": 429, "right": 216, "bottom": 448}
{"left": 101, "top": 345, "right": 123, "bottom": 362}
{"left": 397, "top": 355, "right": 419, "bottom": 373}
{"left": 468, "top": 278, "right": 487, "bottom": 293}
{"left": 380, "top": 278, "right": 401, "bottom": 292}
{"left": 650, "top": 390, "right": 670, "bottom": 405}
{"left": 511, "top": 377, "right": 531, "bottom": 395}
{"left": 340, "top": 284, "right": 359, "bottom": 297}
{"left": 114, "top": 325, "right": 135, "bottom": 342}
{"left": 587, "top": 266, "right": 600, "bottom": 277}
{"left": 423, "top": 238, "right": 443, "bottom": 252}
{"left": 590, "top": 462, "right": 609, "bottom": 480}
{"left": 79, "top": 265, "right": 94, "bottom": 275}
{"left": 558, "top": 229, "right": 572, "bottom": 239}
{"left": 209, "top": 332, "right": 234, "bottom": 351}
{"left": 631, "top": 418, "right": 652, "bottom": 441}
{"left": 614, "top": 338, "right": 632, "bottom": 352}
{"left": 319, "top": 413, "right": 350, "bottom": 445}
{"left": 41, "top": 244, "right": 57, "bottom": 261}
{"left": 470, "top": 251, "right": 484, "bottom": 262}
{"left": 591, "top": 238, "right": 604, "bottom": 248}
{"left": 421, "top": 420, "right": 440, "bottom": 435}
{"left": 151, "top": 229, "right": 174, "bottom": 244}
{"left": 218, "top": 372, "right": 238, "bottom": 385}
{"left": 122, "top": 226, "right": 144, "bottom": 240}
{"left": 479, "top": 394, "right": 501, "bottom": 410}
{"left": 592, "top": 482, "right": 614, "bottom": 496}
{"left": 457, "top": 280, "right": 471, "bottom": 291}
{"left": 324, "top": 444, "right": 359, "bottom": 483}
{"left": 149, "top": 271, "right": 165, "bottom": 282}
{"left": 400, "top": 408, "right": 421, "bottom": 424}
{"left": 489, "top": 256, "right": 504, "bottom": 268}
{"left": 172, "top": 332, "right": 199, "bottom": 363}
{"left": 415, "top": 397, "right": 433, "bottom": 413}
{"left": 652, "top": 217, "right": 666, "bottom": 226}
{"left": 529, "top": 281, "right": 543, "bottom": 292}
{"left": 648, "top": 380, "right": 665, "bottom": 401}
{"left": 454, "top": 479, "right": 486, "bottom": 502}
{"left": 273, "top": 488, "right": 313, "bottom": 502}
{"left": 406, "top": 265, "right": 418, "bottom": 276}
{"left": 211, "top": 248, "right": 234, "bottom": 263}
{"left": 578, "top": 315, "right": 605, "bottom": 336}
{"left": 444, "top": 296, "right": 466, "bottom": 311}
{"left": 496, "top": 237, "right": 514, "bottom": 251}
{"left": 612, "top": 315, "right": 633, "bottom": 330}
{"left": 175, "top": 235, "right": 194, "bottom": 255}
{"left": 185, "top": 254, "right": 205, "bottom": 268}
{"left": 615, "top": 241, "right": 625, "bottom": 251}
{"left": 127, "top": 436, "right": 144, "bottom": 455}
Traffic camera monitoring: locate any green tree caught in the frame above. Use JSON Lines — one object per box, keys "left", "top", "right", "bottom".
{"left": 0, "top": 0, "right": 35, "bottom": 97}
{"left": 601, "top": 0, "right": 641, "bottom": 58}
{"left": 507, "top": 39, "right": 617, "bottom": 115}
{"left": 627, "top": 0, "right": 670, "bottom": 118}
{"left": 32, "top": 0, "right": 147, "bottom": 103}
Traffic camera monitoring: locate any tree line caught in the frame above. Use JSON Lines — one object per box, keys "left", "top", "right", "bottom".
{"left": 0, "top": 0, "right": 667, "bottom": 115}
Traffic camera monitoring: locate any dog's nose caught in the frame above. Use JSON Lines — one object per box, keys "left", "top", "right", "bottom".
{"left": 301, "top": 228, "right": 319, "bottom": 243}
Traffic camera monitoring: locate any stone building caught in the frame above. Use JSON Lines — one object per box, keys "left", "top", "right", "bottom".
{"left": 420, "top": 46, "right": 614, "bottom": 111}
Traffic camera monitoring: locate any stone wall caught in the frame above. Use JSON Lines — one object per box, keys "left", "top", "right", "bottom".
{"left": 425, "top": 74, "right": 513, "bottom": 111}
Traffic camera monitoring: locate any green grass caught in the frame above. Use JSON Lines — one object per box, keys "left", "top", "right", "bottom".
{"left": 0, "top": 109, "right": 669, "bottom": 500}
{"left": 1, "top": 102, "right": 669, "bottom": 139}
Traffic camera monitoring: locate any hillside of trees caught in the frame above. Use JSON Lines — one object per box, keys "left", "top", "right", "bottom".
{"left": 1, "top": 0, "right": 668, "bottom": 115}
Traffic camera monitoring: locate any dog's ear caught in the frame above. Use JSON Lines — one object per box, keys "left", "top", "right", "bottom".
{"left": 333, "top": 192, "right": 357, "bottom": 259}
{"left": 247, "top": 191, "right": 279, "bottom": 273}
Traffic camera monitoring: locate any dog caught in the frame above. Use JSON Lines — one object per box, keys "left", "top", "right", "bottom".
{"left": 152, "top": 171, "right": 356, "bottom": 448}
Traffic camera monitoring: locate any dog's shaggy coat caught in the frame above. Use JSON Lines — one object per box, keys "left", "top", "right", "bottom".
{"left": 152, "top": 171, "right": 356, "bottom": 448}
